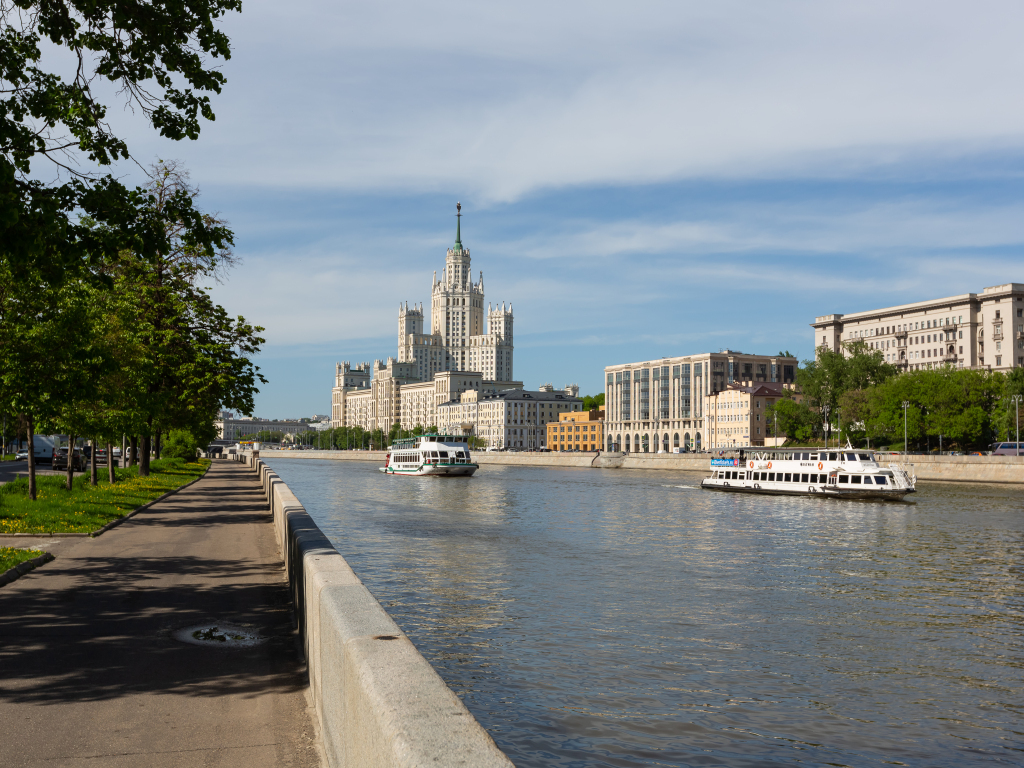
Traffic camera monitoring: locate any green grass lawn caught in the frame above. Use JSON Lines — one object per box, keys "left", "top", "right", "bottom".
{"left": 0, "top": 546, "right": 45, "bottom": 573}
{"left": 0, "top": 458, "right": 210, "bottom": 534}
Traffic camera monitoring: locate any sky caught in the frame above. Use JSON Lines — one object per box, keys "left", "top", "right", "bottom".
{"left": 87, "top": 1, "right": 1024, "bottom": 418}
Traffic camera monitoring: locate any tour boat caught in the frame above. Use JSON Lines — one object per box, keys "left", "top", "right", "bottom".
{"left": 701, "top": 448, "right": 916, "bottom": 500}
{"left": 379, "top": 434, "right": 479, "bottom": 477}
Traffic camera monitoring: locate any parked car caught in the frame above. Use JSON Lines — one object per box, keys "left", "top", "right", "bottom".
{"left": 15, "top": 449, "right": 29, "bottom": 461}
{"left": 990, "top": 442, "right": 1023, "bottom": 456}
{"left": 52, "top": 448, "right": 85, "bottom": 471}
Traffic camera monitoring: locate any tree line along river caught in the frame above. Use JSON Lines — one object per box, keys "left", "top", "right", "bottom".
{"left": 266, "top": 458, "right": 1024, "bottom": 768}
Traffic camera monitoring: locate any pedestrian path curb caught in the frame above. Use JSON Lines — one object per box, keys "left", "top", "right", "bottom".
{"left": 0, "top": 552, "right": 55, "bottom": 588}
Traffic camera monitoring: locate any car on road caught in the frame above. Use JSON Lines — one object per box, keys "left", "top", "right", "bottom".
{"left": 53, "top": 448, "right": 85, "bottom": 471}
{"left": 15, "top": 449, "right": 28, "bottom": 461}
{"left": 990, "top": 442, "right": 1023, "bottom": 456}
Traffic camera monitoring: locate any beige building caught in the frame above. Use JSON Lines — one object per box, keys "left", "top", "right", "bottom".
{"left": 604, "top": 350, "right": 798, "bottom": 453}
{"left": 330, "top": 205, "right": 524, "bottom": 434}
{"left": 396, "top": 203, "right": 514, "bottom": 382}
{"left": 438, "top": 387, "right": 582, "bottom": 450}
{"left": 215, "top": 418, "right": 312, "bottom": 442}
{"left": 812, "top": 282, "right": 1024, "bottom": 371}
{"left": 706, "top": 382, "right": 801, "bottom": 449}
{"left": 547, "top": 409, "right": 604, "bottom": 452}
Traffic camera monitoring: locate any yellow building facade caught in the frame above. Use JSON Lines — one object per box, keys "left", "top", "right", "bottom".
{"left": 548, "top": 410, "right": 604, "bottom": 452}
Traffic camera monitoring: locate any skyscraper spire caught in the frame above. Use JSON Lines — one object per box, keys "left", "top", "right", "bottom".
{"left": 455, "top": 201, "right": 462, "bottom": 250}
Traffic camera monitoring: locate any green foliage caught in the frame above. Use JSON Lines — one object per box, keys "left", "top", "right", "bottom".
{"left": 777, "top": 350, "right": 795, "bottom": 358}
{"left": 581, "top": 393, "right": 605, "bottom": 411}
{"left": 765, "top": 397, "right": 817, "bottom": 445}
{"left": 162, "top": 429, "right": 200, "bottom": 461}
{"left": 2, "top": 1, "right": 241, "bottom": 285}
{"left": 0, "top": 459, "right": 208, "bottom": 534}
{"left": 796, "top": 340, "right": 899, "bottom": 441}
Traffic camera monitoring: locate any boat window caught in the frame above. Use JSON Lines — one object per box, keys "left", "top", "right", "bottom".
{"left": 768, "top": 472, "right": 775, "bottom": 481}
{"left": 784, "top": 473, "right": 792, "bottom": 482}
{"left": 851, "top": 475, "right": 862, "bottom": 484}
{"left": 828, "top": 452, "right": 838, "bottom": 461}
{"left": 810, "top": 474, "right": 818, "bottom": 483}
{"left": 801, "top": 452, "right": 809, "bottom": 460}
{"left": 858, "top": 454, "right": 871, "bottom": 461}
{"left": 801, "top": 473, "right": 809, "bottom": 482}
{"left": 846, "top": 453, "right": 857, "bottom": 462}
{"left": 874, "top": 476, "right": 887, "bottom": 485}
{"left": 430, "top": 451, "right": 439, "bottom": 458}
{"left": 809, "top": 453, "right": 818, "bottom": 460}
{"left": 838, "top": 475, "right": 849, "bottom": 483}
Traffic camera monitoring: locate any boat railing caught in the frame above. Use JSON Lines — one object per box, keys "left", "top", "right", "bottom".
{"left": 888, "top": 463, "right": 916, "bottom": 489}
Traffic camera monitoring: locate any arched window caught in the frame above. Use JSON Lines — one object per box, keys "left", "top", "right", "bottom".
{"left": 683, "top": 432, "right": 690, "bottom": 450}
{"left": 673, "top": 433, "right": 679, "bottom": 448}
{"left": 624, "top": 434, "right": 631, "bottom": 451}
{"left": 695, "top": 432, "right": 702, "bottom": 451}
{"left": 662, "top": 434, "right": 669, "bottom": 452}
{"left": 607, "top": 436, "right": 614, "bottom": 452}
{"left": 642, "top": 434, "right": 650, "bottom": 452}
{"left": 634, "top": 434, "right": 641, "bottom": 452}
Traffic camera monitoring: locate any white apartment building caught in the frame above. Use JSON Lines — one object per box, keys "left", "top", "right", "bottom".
{"left": 604, "top": 350, "right": 799, "bottom": 453}
{"left": 215, "top": 418, "right": 312, "bottom": 441}
{"left": 813, "top": 283, "right": 1024, "bottom": 371}
{"left": 437, "top": 387, "right": 582, "bottom": 450}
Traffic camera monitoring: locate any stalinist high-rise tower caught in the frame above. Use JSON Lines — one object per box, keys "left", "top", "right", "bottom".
{"left": 397, "top": 203, "right": 514, "bottom": 382}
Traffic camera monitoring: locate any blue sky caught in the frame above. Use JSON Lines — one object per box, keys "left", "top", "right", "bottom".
{"left": 98, "top": 1, "right": 1024, "bottom": 418}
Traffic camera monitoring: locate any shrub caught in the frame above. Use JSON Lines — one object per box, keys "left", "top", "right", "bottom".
{"left": 162, "top": 430, "right": 200, "bottom": 461}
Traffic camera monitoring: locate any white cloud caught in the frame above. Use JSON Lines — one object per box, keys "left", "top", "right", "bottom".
{"left": 122, "top": 0, "right": 1024, "bottom": 201}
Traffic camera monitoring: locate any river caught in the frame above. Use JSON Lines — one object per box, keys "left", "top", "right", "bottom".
{"left": 265, "top": 458, "right": 1024, "bottom": 767}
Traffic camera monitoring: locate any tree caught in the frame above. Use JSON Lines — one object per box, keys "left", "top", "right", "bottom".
{"left": 765, "top": 397, "right": 816, "bottom": 445}
{"left": 582, "top": 393, "right": 605, "bottom": 411}
{"left": 2, "top": 1, "right": 241, "bottom": 286}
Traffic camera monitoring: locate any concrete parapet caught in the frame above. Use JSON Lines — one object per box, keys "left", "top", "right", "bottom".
{"left": 253, "top": 448, "right": 1024, "bottom": 483}
{"left": 232, "top": 453, "right": 514, "bottom": 768}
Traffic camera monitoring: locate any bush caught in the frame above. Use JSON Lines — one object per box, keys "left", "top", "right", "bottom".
{"left": 162, "top": 430, "right": 200, "bottom": 461}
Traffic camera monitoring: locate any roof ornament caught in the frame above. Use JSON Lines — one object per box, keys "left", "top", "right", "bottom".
{"left": 455, "top": 202, "right": 462, "bottom": 250}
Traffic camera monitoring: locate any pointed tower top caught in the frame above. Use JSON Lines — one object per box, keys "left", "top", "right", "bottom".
{"left": 454, "top": 202, "right": 462, "bottom": 250}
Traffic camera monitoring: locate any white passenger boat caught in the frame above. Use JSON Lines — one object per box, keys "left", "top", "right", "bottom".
{"left": 379, "top": 434, "right": 479, "bottom": 477}
{"left": 701, "top": 448, "right": 916, "bottom": 500}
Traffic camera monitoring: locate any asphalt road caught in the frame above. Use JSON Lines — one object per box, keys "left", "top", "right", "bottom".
{"left": 0, "top": 461, "right": 322, "bottom": 767}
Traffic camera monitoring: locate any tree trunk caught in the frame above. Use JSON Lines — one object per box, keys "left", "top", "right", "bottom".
{"left": 155, "top": 431, "right": 162, "bottom": 460}
{"left": 66, "top": 434, "right": 77, "bottom": 491}
{"left": 129, "top": 436, "right": 138, "bottom": 468}
{"left": 26, "top": 415, "right": 36, "bottom": 501}
{"left": 90, "top": 437, "right": 98, "bottom": 486}
{"left": 107, "top": 441, "right": 115, "bottom": 485}
{"left": 140, "top": 431, "right": 151, "bottom": 477}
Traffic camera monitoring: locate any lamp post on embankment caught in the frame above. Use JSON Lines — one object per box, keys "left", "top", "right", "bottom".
{"left": 1013, "top": 394, "right": 1022, "bottom": 457}
{"left": 902, "top": 401, "right": 910, "bottom": 454}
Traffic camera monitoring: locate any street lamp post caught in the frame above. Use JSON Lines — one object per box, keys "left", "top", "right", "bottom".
{"left": 821, "top": 404, "right": 830, "bottom": 450}
{"left": 1013, "top": 394, "right": 1022, "bottom": 457}
{"left": 902, "top": 401, "right": 910, "bottom": 454}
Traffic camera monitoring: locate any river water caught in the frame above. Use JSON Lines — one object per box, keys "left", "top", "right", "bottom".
{"left": 265, "top": 458, "right": 1024, "bottom": 768}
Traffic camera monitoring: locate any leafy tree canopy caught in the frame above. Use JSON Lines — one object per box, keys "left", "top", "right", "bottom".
{"left": 1, "top": 0, "right": 240, "bottom": 284}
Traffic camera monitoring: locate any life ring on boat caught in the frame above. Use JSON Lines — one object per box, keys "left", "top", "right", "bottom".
{"left": 749, "top": 461, "right": 754, "bottom": 469}
{"left": 767, "top": 462, "right": 772, "bottom": 469}
{"left": 817, "top": 462, "right": 823, "bottom": 470}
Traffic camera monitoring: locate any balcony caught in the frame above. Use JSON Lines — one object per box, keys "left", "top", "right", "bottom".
{"left": 942, "top": 352, "right": 958, "bottom": 363}
{"left": 1017, "top": 330, "right": 1024, "bottom": 340}
{"left": 895, "top": 358, "right": 909, "bottom": 368}
{"left": 894, "top": 329, "right": 908, "bottom": 339}
{"left": 993, "top": 326, "right": 1004, "bottom": 341}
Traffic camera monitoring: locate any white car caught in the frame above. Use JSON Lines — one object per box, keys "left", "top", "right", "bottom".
{"left": 15, "top": 449, "right": 29, "bottom": 461}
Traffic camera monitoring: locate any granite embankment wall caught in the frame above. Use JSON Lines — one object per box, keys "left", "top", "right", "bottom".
{"left": 256, "top": 449, "right": 1024, "bottom": 484}
{"left": 232, "top": 453, "right": 514, "bottom": 768}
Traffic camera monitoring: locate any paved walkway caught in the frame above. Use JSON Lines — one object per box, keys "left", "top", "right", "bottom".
{"left": 0, "top": 461, "right": 322, "bottom": 768}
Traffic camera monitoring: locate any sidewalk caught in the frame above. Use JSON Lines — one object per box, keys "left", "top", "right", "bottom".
{"left": 0, "top": 461, "right": 322, "bottom": 768}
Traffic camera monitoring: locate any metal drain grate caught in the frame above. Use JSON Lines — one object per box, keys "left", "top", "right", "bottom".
{"left": 173, "top": 623, "right": 266, "bottom": 648}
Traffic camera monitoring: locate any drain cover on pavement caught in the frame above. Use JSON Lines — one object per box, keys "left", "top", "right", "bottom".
{"left": 173, "top": 624, "right": 266, "bottom": 648}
